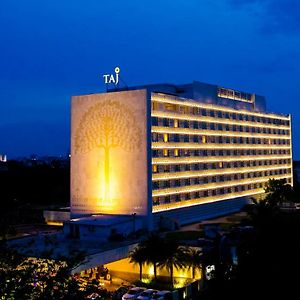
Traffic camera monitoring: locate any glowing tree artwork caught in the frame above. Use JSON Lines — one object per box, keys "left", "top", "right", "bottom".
{"left": 74, "top": 100, "right": 142, "bottom": 204}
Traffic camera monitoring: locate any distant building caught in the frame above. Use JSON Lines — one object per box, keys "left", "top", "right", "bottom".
{"left": 43, "top": 207, "right": 71, "bottom": 226}
{"left": 0, "top": 154, "right": 8, "bottom": 172}
{"left": 65, "top": 81, "right": 292, "bottom": 238}
{"left": 0, "top": 154, "right": 7, "bottom": 162}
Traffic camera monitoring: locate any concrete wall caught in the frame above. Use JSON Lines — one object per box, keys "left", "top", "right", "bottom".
{"left": 71, "top": 90, "right": 148, "bottom": 217}
{"left": 65, "top": 218, "right": 144, "bottom": 241}
{"left": 71, "top": 243, "right": 138, "bottom": 274}
{"left": 154, "top": 197, "right": 249, "bottom": 228}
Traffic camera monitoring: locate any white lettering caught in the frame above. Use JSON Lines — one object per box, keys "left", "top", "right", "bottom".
{"left": 108, "top": 74, "right": 115, "bottom": 84}
{"left": 103, "top": 67, "right": 120, "bottom": 85}
{"left": 103, "top": 74, "right": 110, "bottom": 84}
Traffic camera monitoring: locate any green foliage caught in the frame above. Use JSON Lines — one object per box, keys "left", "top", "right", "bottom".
{"left": 157, "top": 240, "right": 189, "bottom": 285}
{"left": 184, "top": 248, "right": 203, "bottom": 279}
{"left": 199, "top": 180, "right": 300, "bottom": 299}
{"left": 129, "top": 233, "right": 204, "bottom": 286}
{"left": 0, "top": 243, "right": 88, "bottom": 299}
{"left": 0, "top": 160, "right": 70, "bottom": 236}
{"left": 244, "top": 179, "right": 295, "bottom": 228}
{"left": 264, "top": 178, "right": 294, "bottom": 205}
{"left": 129, "top": 246, "right": 148, "bottom": 280}
{"left": 165, "top": 230, "right": 204, "bottom": 241}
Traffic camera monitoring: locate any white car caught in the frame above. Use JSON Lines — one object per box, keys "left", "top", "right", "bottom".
{"left": 122, "top": 287, "right": 146, "bottom": 300}
{"left": 137, "top": 289, "right": 158, "bottom": 300}
{"left": 87, "top": 293, "right": 100, "bottom": 300}
{"left": 151, "top": 291, "right": 172, "bottom": 300}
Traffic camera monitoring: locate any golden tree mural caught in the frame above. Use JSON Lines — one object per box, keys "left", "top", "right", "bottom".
{"left": 74, "top": 100, "right": 142, "bottom": 204}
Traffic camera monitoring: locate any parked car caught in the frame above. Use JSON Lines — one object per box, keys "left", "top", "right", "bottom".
{"left": 122, "top": 287, "right": 146, "bottom": 300}
{"left": 137, "top": 289, "right": 158, "bottom": 300}
{"left": 86, "top": 293, "right": 100, "bottom": 300}
{"left": 151, "top": 291, "right": 172, "bottom": 300}
{"left": 113, "top": 286, "right": 131, "bottom": 300}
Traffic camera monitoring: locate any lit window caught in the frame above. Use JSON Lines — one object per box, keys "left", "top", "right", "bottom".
{"left": 163, "top": 133, "right": 169, "bottom": 142}
{"left": 152, "top": 165, "right": 157, "bottom": 173}
{"left": 163, "top": 149, "right": 168, "bottom": 157}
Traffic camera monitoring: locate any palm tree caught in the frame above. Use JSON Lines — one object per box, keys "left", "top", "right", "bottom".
{"left": 185, "top": 247, "right": 203, "bottom": 279}
{"left": 129, "top": 246, "right": 147, "bottom": 280}
{"left": 140, "top": 233, "right": 164, "bottom": 280}
{"left": 246, "top": 197, "right": 279, "bottom": 228}
{"left": 158, "top": 241, "right": 188, "bottom": 286}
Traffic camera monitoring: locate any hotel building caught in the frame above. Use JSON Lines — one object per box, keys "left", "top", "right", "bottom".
{"left": 67, "top": 81, "right": 292, "bottom": 237}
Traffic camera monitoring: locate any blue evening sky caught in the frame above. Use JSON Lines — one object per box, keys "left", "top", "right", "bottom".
{"left": 0, "top": 0, "right": 300, "bottom": 158}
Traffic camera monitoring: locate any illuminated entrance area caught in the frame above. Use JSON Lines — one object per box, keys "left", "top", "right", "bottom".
{"left": 107, "top": 257, "right": 201, "bottom": 287}
{"left": 76, "top": 258, "right": 202, "bottom": 290}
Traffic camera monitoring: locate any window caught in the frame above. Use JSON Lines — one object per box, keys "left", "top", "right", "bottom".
{"left": 152, "top": 117, "right": 158, "bottom": 126}
{"left": 163, "top": 133, "right": 168, "bottom": 142}
{"left": 165, "top": 103, "right": 177, "bottom": 112}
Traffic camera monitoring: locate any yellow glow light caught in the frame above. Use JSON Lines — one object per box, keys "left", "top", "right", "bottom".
{"left": 152, "top": 165, "right": 158, "bottom": 173}
{"left": 151, "top": 126, "right": 291, "bottom": 140}
{"left": 151, "top": 111, "right": 290, "bottom": 130}
{"left": 149, "top": 265, "right": 154, "bottom": 276}
{"left": 151, "top": 94, "right": 290, "bottom": 121}
{"left": 152, "top": 174, "right": 292, "bottom": 197}
{"left": 152, "top": 142, "right": 290, "bottom": 150}
{"left": 163, "top": 133, "right": 169, "bottom": 142}
{"left": 152, "top": 155, "right": 291, "bottom": 165}
{"left": 46, "top": 221, "right": 63, "bottom": 226}
{"left": 153, "top": 189, "right": 262, "bottom": 212}
{"left": 152, "top": 164, "right": 291, "bottom": 181}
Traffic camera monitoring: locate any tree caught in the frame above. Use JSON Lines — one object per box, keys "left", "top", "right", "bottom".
{"left": 0, "top": 244, "right": 86, "bottom": 299}
{"left": 245, "top": 197, "right": 279, "bottom": 228}
{"left": 140, "top": 233, "right": 164, "bottom": 280}
{"left": 185, "top": 247, "right": 203, "bottom": 279}
{"left": 158, "top": 241, "right": 188, "bottom": 285}
{"left": 129, "top": 246, "right": 147, "bottom": 280}
{"left": 264, "top": 178, "right": 294, "bottom": 205}
{"left": 74, "top": 100, "right": 142, "bottom": 203}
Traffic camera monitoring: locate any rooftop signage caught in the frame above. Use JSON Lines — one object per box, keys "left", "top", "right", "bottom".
{"left": 103, "top": 67, "right": 120, "bottom": 85}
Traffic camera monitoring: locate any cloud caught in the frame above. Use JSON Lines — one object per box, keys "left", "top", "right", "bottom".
{"left": 227, "top": 0, "right": 300, "bottom": 35}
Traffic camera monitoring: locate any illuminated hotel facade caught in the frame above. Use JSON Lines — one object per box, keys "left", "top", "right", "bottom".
{"left": 69, "top": 81, "right": 292, "bottom": 234}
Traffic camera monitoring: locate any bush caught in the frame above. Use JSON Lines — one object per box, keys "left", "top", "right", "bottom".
{"left": 165, "top": 231, "right": 204, "bottom": 241}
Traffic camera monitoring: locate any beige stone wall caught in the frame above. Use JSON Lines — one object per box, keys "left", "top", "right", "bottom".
{"left": 71, "top": 89, "right": 148, "bottom": 216}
